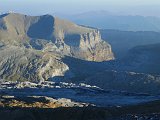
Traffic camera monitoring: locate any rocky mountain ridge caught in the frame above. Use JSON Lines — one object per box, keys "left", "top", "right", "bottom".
{"left": 0, "top": 13, "right": 114, "bottom": 61}
{"left": 0, "top": 13, "right": 114, "bottom": 82}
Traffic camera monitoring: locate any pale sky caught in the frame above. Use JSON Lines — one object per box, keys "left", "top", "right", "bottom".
{"left": 0, "top": 0, "right": 160, "bottom": 16}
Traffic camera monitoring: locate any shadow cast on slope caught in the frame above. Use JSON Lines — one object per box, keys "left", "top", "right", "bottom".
{"left": 27, "top": 15, "right": 54, "bottom": 40}
{"left": 62, "top": 56, "right": 114, "bottom": 82}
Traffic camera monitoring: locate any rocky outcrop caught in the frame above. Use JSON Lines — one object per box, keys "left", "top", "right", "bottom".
{"left": 64, "top": 30, "right": 113, "bottom": 61}
{"left": 0, "top": 96, "right": 91, "bottom": 108}
{"left": 0, "top": 46, "right": 71, "bottom": 82}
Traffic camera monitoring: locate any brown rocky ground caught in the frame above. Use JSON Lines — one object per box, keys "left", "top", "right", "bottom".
{"left": 0, "top": 95, "right": 91, "bottom": 109}
{"left": 1, "top": 99, "right": 160, "bottom": 120}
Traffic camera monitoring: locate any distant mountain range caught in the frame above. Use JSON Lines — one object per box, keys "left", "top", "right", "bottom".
{"left": 100, "top": 30, "right": 160, "bottom": 58}
{"left": 62, "top": 11, "right": 160, "bottom": 32}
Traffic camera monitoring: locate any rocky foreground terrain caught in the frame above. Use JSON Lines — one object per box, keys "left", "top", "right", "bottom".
{"left": 1, "top": 99, "right": 160, "bottom": 120}
{"left": 0, "top": 95, "right": 91, "bottom": 108}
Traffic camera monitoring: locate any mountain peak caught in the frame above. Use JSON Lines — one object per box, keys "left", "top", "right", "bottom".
{"left": 0, "top": 12, "right": 114, "bottom": 62}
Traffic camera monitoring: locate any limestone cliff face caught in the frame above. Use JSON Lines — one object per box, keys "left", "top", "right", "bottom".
{"left": 63, "top": 30, "right": 114, "bottom": 61}
{"left": 78, "top": 31, "right": 113, "bottom": 61}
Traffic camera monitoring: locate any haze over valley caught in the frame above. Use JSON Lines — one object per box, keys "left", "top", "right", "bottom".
{"left": 1, "top": 0, "right": 160, "bottom": 120}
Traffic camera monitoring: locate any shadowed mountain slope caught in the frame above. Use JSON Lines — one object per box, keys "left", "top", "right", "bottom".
{"left": 120, "top": 43, "right": 160, "bottom": 74}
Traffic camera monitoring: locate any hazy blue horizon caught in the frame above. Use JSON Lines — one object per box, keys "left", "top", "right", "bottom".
{"left": 0, "top": 0, "right": 160, "bottom": 16}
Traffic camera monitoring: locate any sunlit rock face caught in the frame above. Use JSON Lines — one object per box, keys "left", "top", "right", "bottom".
{"left": 63, "top": 30, "right": 114, "bottom": 61}
{"left": 0, "top": 13, "right": 114, "bottom": 82}
{"left": 0, "top": 46, "right": 71, "bottom": 82}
